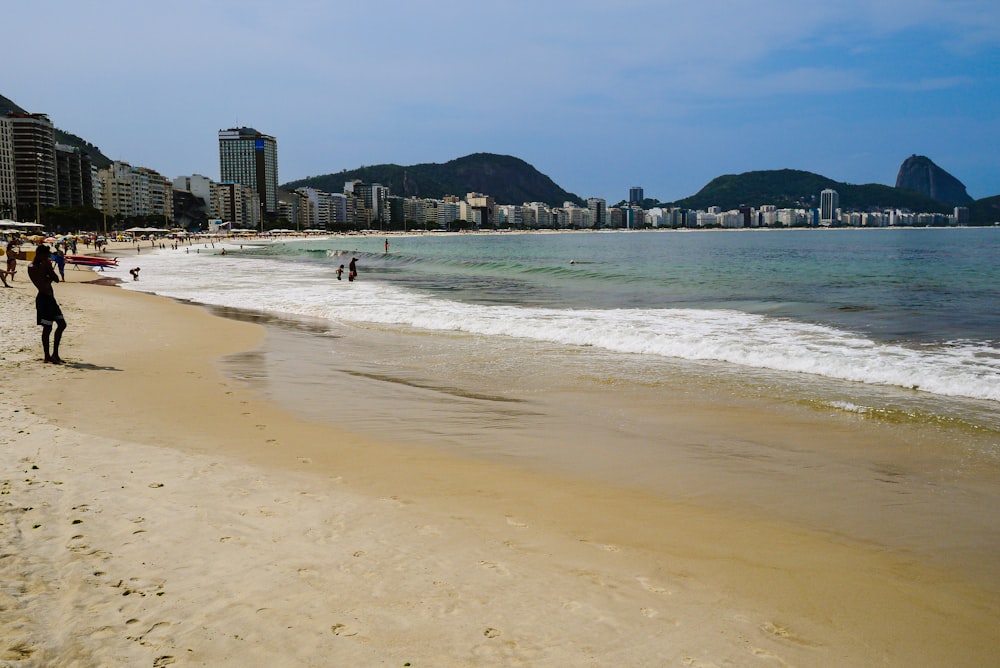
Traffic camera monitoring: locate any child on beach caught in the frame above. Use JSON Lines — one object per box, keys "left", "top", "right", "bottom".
{"left": 27, "top": 245, "right": 67, "bottom": 364}
{"left": 336, "top": 265, "right": 344, "bottom": 280}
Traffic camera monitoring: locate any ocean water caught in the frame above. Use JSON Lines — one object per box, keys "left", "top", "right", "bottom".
{"left": 109, "top": 228, "right": 1000, "bottom": 410}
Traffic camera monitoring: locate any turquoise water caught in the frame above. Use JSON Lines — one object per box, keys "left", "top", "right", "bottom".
{"left": 261, "top": 228, "right": 1000, "bottom": 344}
{"left": 111, "top": 228, "right": 1000, "bottom": 416}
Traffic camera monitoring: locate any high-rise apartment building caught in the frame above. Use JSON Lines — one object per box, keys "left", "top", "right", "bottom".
{"left": 55, "top": 143, "right": 94, "bottom": 208}
{"left": 0, "top": 117, "right": 17, "bottom": 220}
{"left": 10, "top": 113, "right": 57, "bottom": 224}
{"left": 587, "top": 197, "right": 607, "bottom": 228}
{"left": 820, "top": 188, "right": 839, "bottom": 226}
{"left": 629, "top": 186, "right": 644, "bottom": 205}
{"left": 218, "top": 127, "right": 279, "bottom": 216}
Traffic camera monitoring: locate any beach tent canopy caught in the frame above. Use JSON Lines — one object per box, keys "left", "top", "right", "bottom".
{"left": 125, "top": 227, "right": 169, "bottom": 233}
{"left": 1, "top": 220, "right": 44, "bottom": 229}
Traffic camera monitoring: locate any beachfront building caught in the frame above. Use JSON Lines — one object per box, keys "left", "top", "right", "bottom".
{"left": 436, "top": 200, "right": 460, "bottom": 228}
{"left": 820, "top": 188, "right": 839, "bottom": 226}
{"left": 608, "top": 206, "right": 625, "bottom": 230}
{"left": 403, "top": 197, "right": 425, "bottom": 227}
{"left": 0, "top": 116, "right": 17, "bottom": 220}
{"left": 954, "top": 207, "right": 970, "bottom": 226}
{"left": 759, "top": 204, "right": 777, "bottom": 227}
{"left": 347, "top": 182, "right": 389, "bottom": 226}
{"left": 9, "top": 113, "right": 57, "bottom": 225}
{"left": 587, "top": 197, "right": 607, "bottom": 228}
{"left": 496, "top": 204, "right": 523, "bottom": 228}
{"left": 143, "top": 168, "right": 173, "bottom": 224}
{"left": 216, "top": 181, "right": 261, "bottom": 229}
{"left": 54, "top": 144, "right": 94, "bottom": 209}
{"left": 218, "top": 127, "right": 279, "bottom": 216}
{"left": 97, "top": 161, "right": 172, "bottom": 224}
{"left": 173, "top": 174, "right": 214, "bottom": 212}
{"left": 466, "top": 193, "right": 495, "bottom": 227}
{"left": 629, "top": 186, "right": 644, "bottom": 205}
{"left": 523, "top": 202, "right": 552, "bottom": 229}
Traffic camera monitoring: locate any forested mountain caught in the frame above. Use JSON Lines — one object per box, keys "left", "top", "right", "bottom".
{"left": 664, "top": 169, "right": 953, "bottom": 214}
{"left": 282, "top": 153, "right": 583, "bottom": 208}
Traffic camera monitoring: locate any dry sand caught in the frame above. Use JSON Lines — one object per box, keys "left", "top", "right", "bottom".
{"left": 1, "top": 251, "right": 998, "bottom": 666}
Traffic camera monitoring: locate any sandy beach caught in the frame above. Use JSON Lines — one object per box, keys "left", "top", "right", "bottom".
{"left": 2, "top": 245, "right": 999, "bottom": 667}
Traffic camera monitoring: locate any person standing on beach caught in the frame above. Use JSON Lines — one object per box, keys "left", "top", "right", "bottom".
{"left": 385, "top": 238, "right": 389, "bottom": 253}
{"left": 349, "top": 257, "right": 358, "bottom": 282}
{"left": 27, "top": 245, "right": 67, "bottom": 364}
{"left": 52, "top": 247, "right": 66, "bottom": 280}
{"left": 6, "top": 238, "right": 19, "bottom": 281}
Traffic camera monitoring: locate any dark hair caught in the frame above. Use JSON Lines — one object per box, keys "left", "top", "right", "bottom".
{"left": 33, "top": 244, "right": 51, "bottom": 263}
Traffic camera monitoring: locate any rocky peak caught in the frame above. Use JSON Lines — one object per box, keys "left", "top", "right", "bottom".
{"left": 895, "top": 155, "right": 972, "bottom": 205}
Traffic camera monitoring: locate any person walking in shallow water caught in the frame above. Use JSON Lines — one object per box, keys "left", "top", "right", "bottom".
{"left": 348, "top": 257, "right": 357, "bottom": 282}
{"left": 27, "top": 245, "right": 67, "bottom": 364}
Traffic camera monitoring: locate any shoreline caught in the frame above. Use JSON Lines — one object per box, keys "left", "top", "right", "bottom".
{"left": 1, "top": 261, "right": 998, "bottom": 665}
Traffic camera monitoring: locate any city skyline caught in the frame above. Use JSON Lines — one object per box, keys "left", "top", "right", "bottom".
{"left": 4, "top": 1, "right": 998, "bottom": 203}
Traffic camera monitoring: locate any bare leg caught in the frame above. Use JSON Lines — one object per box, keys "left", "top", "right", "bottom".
{"left": 51, "top": 320, "right": 66, "bottom": 364}
{"left": 41, "top": 324, "right": 53, "bottom": 362}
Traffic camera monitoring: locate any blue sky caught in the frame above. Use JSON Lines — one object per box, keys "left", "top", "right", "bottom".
{"left": 5, "top": 0, "right": 998, "bottom": 202}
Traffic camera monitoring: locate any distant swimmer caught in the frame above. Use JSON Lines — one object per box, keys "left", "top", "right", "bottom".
{"left": 349, "top": 257, "right": 357, "bottom": 282}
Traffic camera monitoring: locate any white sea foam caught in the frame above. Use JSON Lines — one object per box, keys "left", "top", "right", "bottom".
{"left": 107, "top": 248, "right": 1000, "bottom": 403}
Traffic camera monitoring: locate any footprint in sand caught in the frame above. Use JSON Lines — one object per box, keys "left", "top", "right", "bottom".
{"left": 505, "top": 516, "right": 527, "bottom": 528}
{"left": 66, "top": 535, "right": 89, "bottom": 552}
{"left": 483, "top": 628, "right": 501, "bottom": 639}
{"left": 330, "top": 623, "right": 359, "bottom": 637}
{"left": 478, "top": 560, "right": 510, "bottom": 576}
{"left": 760, "top": 621, "right": 820, "bottom": 648}
{"left": 127, "top": 621, "right": 172, "bottom": 645}
{"left": 636, "top": 576, "right": 672, "bottom": 595}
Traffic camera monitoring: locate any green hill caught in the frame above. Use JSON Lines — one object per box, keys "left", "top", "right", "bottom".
{"left": 968, "top": 194, "right": 1000, "bottom": 226}
{"left": 282, "top": 153, "right": 583, "bottom": 208}
{"left": 665, "top": 169, "right": 953, "bottom": 214}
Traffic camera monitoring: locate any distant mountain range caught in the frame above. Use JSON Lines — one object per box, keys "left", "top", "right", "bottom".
{"left": 665, "top": 167, "right": 953, "bottom": 213}
{"left": 3, "top": 91, "right": 997, "bottom": 224}
{"left": 282, "top": 153, "right": 584, "bottom": 209}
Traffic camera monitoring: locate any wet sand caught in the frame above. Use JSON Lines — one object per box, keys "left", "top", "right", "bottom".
{"left": 1, "top": 256, "right": 998, "bottom": 666}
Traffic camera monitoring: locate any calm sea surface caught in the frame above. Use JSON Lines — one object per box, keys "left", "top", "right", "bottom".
{"left": 110, "top": 228, "right": 1000, "bottom": 433}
